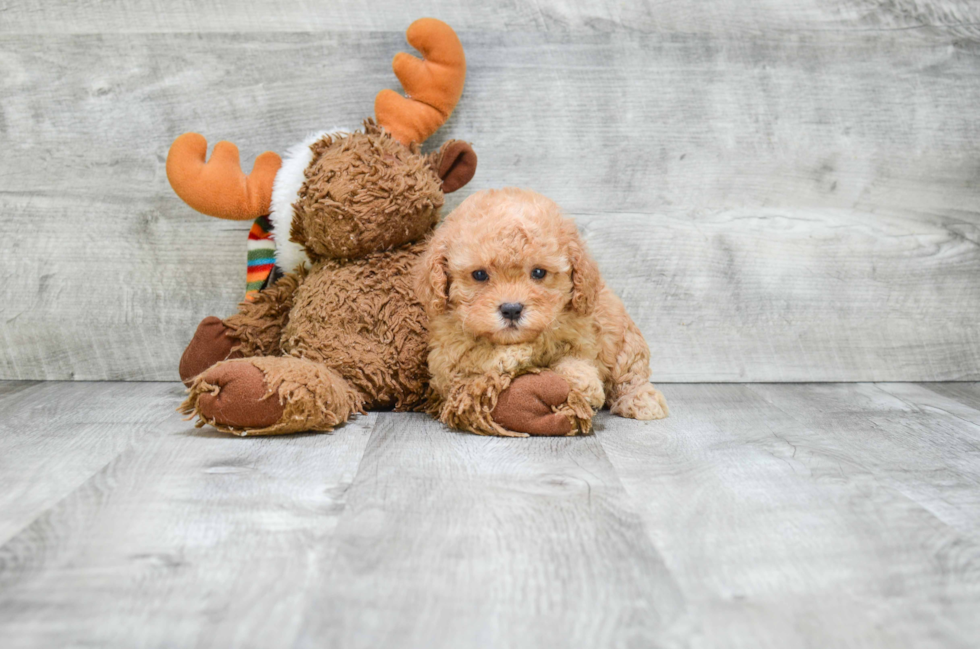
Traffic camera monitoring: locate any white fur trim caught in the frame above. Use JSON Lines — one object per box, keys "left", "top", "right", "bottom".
{"left": 269, "top": 127, "right": 353, "bottom": 273}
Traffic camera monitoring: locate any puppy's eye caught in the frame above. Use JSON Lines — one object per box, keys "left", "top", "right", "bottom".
{"left": 472, "top": 269, "right": 489, "bottom": 282}
{"left": 531, "top": 268, "right": 547, "bottom": 280}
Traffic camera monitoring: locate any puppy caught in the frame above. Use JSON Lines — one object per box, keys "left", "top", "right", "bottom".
{"left": 415, "top": 188, "right": 668, "bottom": 437}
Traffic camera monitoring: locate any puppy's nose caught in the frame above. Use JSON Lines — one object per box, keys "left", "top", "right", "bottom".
{"left": 499, "top": 302, "right": 524, "bottom": 322}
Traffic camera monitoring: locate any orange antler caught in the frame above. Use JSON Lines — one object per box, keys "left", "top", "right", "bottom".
{"left": 375, "top": 18, "right": 466, "bottom": 146}
{"left": 166, "top": 133, "right": 282, "bottom": 221}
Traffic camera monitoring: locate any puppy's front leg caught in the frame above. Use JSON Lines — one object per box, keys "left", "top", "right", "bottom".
{"left": 438, "top": 372, "right": 531, "bottom": 437}
{"left": 550, "top": 357, "right": 605, "bottom": 434}
{"left": 431, "top": 341, "right": 554, "bottom": 436}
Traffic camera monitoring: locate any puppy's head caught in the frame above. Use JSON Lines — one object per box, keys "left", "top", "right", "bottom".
{"left": 417, "top": 188, "right": 600, "bottom": 345}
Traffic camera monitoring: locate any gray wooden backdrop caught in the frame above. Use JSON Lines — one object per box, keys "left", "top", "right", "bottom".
{"left": 2, "top": 0, "right": 979, "bottom": 382}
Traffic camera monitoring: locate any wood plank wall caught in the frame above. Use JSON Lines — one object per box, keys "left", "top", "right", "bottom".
{"left": 1, "top": 1, "right": 978, "bottom": 381}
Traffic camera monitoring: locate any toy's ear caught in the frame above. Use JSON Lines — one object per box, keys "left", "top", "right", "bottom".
{"left": 430, "top": 140, "right": 477, "bottom": 193}
{"left": 415, "top": 233, "right": 451, "bottom": 315}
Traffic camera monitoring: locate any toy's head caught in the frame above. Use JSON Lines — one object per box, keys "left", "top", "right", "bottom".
{"left": 166, "top": 18, "right": 476, "bottom": 289}
{"left": 290, "top": 121, "right": 475, "bottom": 263}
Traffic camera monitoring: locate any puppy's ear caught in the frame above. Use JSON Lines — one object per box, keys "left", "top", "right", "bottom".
{"left": 566, "top": 223, "right": 601, "bottom": 315}
{"left": 429, "top": 140, "right": 477, "bottom": 194}
{"left": 415, "top": 233, "right": 451, "bottom": 315}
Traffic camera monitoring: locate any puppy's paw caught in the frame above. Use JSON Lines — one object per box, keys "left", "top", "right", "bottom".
{"left": 492, "top": 372, "right": 572, "bottom": 436}
{"left": 181, "top": 360, "right": 284, "bottom": 433}
{"left": 611, "top": 383, "right": 669, "bottom": 420}
{"left": 554, "top": 388, "right": 599, "bottom": 435}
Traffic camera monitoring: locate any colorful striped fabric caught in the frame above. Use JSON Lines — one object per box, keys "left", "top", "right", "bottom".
{"left": 245, "top": 215, "right": 276, "bottom": 300}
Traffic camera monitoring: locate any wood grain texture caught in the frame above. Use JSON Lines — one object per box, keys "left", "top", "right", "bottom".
{"left": 2, "top": 4, "right": 980, "bottom": 381}
{"left": 596, "top": 382, "right": 980, "bottom": 649}
{"left": 1, "top": 381, "right": 979, "bottom": 647}
{"left": 1, "top": 0, "right": 978, "bottom": 36}
{"left": 583, "top": 209, "right": 980, "bottom": 381}
{"left": 0, "top": 381, "right": 182, "bottom": 545}
{"left": 294, "top": 412, "right": 685, "bottom": 649}
{"left": 0, "top": 381, "right": 374, "bottom": 648}
{"left": 920, "top": 382, "right": 980, "bottom": 411}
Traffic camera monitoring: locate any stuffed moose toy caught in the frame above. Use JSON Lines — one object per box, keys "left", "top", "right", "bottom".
{"left": 170, "top": 19, "right": 478, "bottom": 435}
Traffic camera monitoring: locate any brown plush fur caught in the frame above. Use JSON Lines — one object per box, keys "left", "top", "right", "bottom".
{"left": 224, "top": 268, "right": 305, "bottom": 357}
{"left": 180, "top": 124, "right": 475, "bottom": 435}
{"left": 178, "top": 316, "right": 242, "bottom": 387}
{"left": 293, "top": 122, "right": 444, "bottom": 261}
{"left": 415, "top": 188, "right": 669, "bottom": 437}
{"left": 491, "top": 372, "right": 572, "bottom": 436}
{"left": 280, "top": 241, "right": 430, "bottom": 411}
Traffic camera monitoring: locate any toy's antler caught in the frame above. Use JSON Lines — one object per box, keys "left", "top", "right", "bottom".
{"left": 166, "top": 133, "right": 282, "bottom": 221}
{"left": 375, "top": 18, "right": 466, "bottom": 146}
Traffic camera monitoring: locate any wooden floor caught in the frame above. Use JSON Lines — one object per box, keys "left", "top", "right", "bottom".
{"left": 1, "top": 381, "right": 978, "bottom": 648}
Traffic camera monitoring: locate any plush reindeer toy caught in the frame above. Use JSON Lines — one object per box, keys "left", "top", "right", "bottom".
{"left": 169, "top": 19, "right": 477, "bottom": 435}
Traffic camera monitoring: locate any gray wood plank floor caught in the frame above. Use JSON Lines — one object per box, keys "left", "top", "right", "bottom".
{"left": 1, "top": 381, "right": 978, "bottom": 648}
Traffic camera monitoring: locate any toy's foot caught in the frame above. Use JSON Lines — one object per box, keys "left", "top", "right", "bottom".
{"left": 188, "top": 360, "right": 284, "bottom": 431}
{"left": 611, "top": 383, "right": 669, "bottom": 420}
{"left": 179, "top": 316, "right": 242, "bottom": 386}
{"left": 181, "top": 356, "right": 363, "bottom": 436}
{"left": 492, "top": 372, "right": 572, "bottom": 436}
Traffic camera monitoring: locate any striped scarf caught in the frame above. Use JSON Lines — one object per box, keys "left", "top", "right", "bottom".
{"left": 245, "top": 215, "right": 276, "bottom": 300}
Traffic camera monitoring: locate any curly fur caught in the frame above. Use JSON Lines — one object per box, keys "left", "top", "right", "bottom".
{"left": 415, "top": 188, "right": 668, "bottom": 436}
{"left": 281, "top": 240, "right": 430, "bottom": 411}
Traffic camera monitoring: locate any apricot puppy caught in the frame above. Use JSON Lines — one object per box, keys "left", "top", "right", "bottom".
{"left": 416, "top": 188, "right": 668, "bottom": 437}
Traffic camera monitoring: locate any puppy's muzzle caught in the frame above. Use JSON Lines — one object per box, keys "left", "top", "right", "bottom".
{"left": 499, "top": 302, "right": 524, "bottom": 322}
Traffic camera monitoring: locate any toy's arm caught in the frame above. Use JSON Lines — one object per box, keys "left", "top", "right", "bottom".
{"left": 223, "top": 269, "right": 306, "bottom": 357}
{"left": 178, "top": 270, "right": 303, "bottom": 385}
